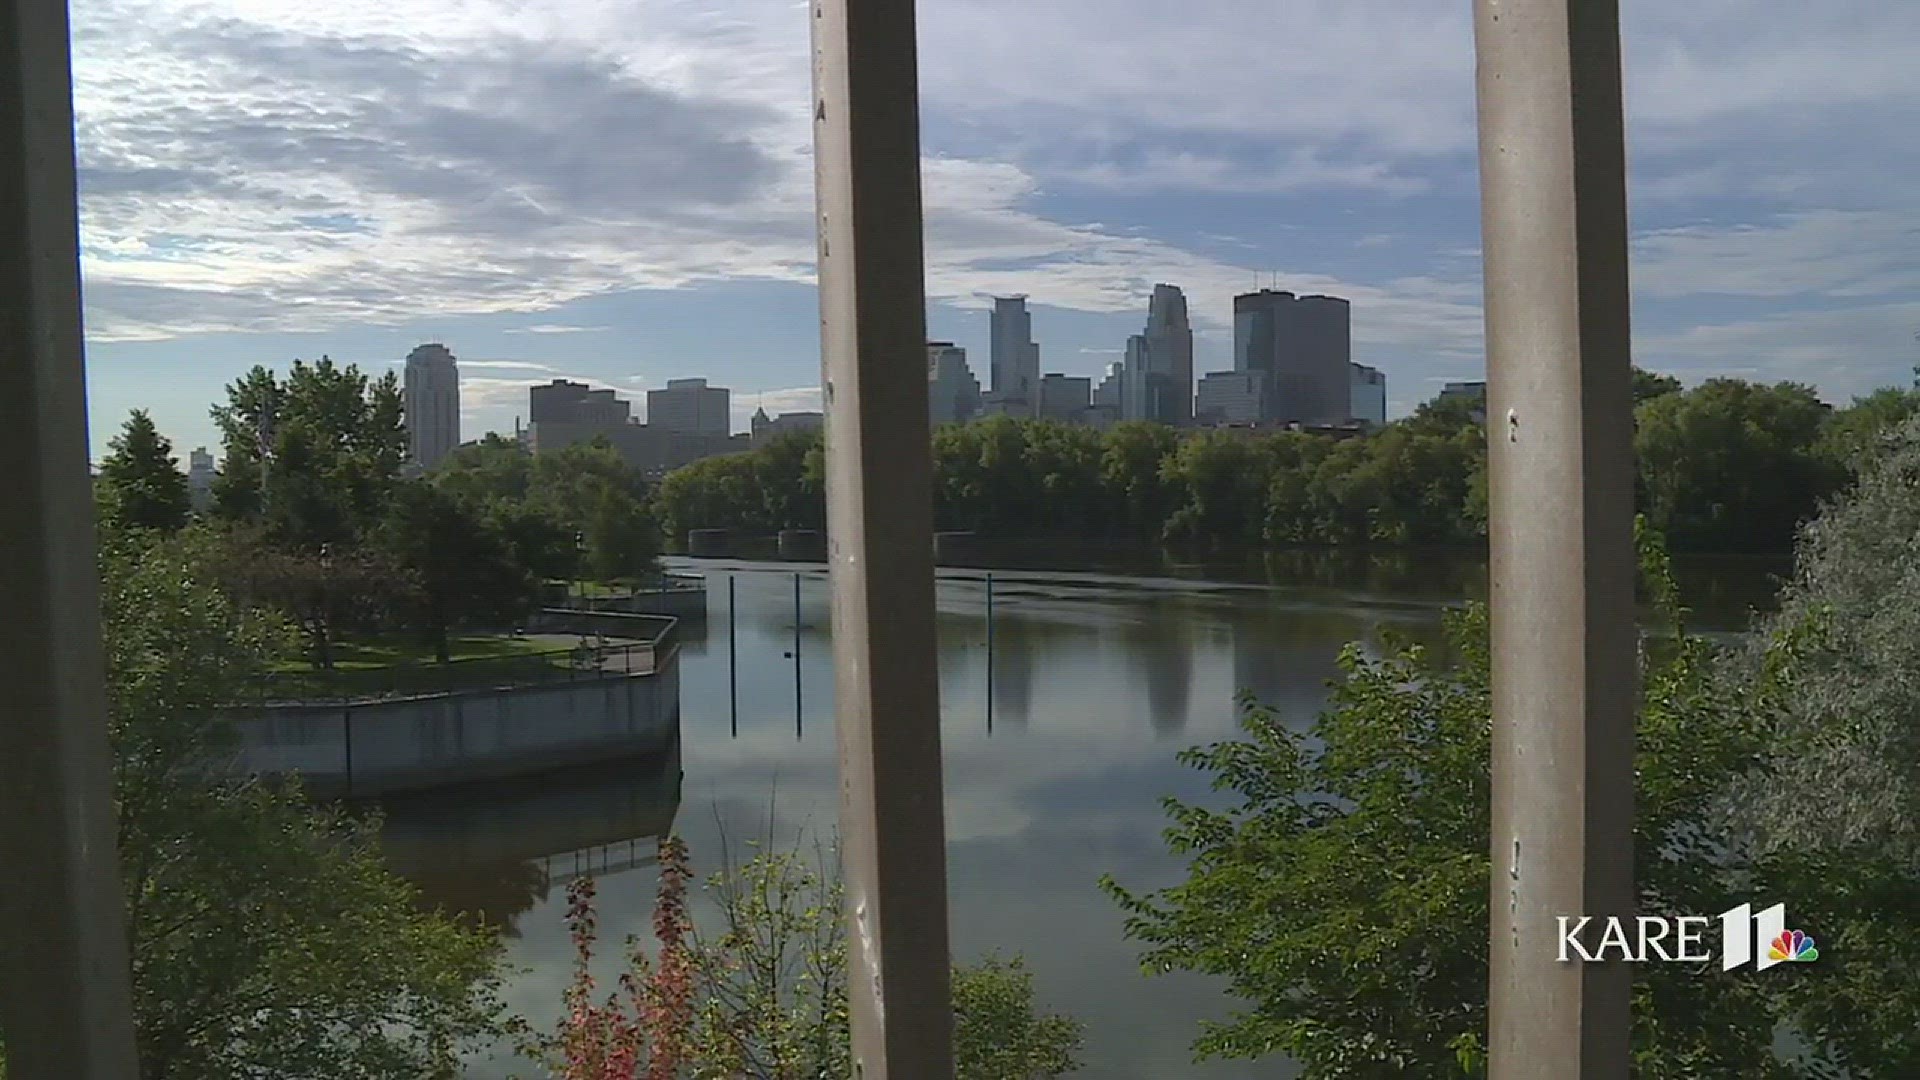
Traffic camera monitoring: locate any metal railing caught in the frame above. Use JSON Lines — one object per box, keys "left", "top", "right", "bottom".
{"left": 249, "top": 628, "right": 673, "bottom": 706}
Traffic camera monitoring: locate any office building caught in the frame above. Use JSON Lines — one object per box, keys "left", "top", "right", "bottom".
{"left": 751, "top": 408, "right": 825, "bottom": 445}
{"left": 186, "top": 447, "right": 215, "bottom": 511}
{"left": 647, "top": 378, "right": 731, "bottom": 437}
{"left": 1038, "top": 373, "right": 1092, "bottom": 422}
{"left": 525, "top": 382, "right": 747, "bottom": 476}
{"left": 1439, "top": 380, "right": 1487, "bottom": 403}
{"left": 530, "top": 379, "right": 632, "bottom": 424}
{"left": 1195, "top": 371, "right": 1269, "bottom": 425}
{"left": 989, "top": 295, "right": 1040, "bottom": 416}
{"left": 1121, "top": 335, "right": 1152, "bottom": 421}
{"left": 402, "top": 343, "right": 461, "bottom": 471}
{"left": 927, "top": 342, "right": 983, "bottom": 425}
{"left": 1350, "top": 363, "right": 1387, "bottom": 429}
{"left": 1141, "top": 284, "right": 1194, "bottom": 424}
{"left": 1232, "top": 290, "right": 1352, "bottom": 425}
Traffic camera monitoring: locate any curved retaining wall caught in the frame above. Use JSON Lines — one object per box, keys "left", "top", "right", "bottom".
{"left": 231, "top": 651, "right": 681, "bottom": 798}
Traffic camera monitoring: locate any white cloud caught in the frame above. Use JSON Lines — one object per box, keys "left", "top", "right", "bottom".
{"left": 1633, "top": 210, "right": 1920, "bottom": 300}
{"left": 504, "top": 324, "right": 609, "bottom": 335}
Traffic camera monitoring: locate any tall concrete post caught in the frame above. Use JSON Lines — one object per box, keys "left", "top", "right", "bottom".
{"left": 1475, "top": 0, "right": 1636, "bottom": 1074}
{"left": 0, "top": 0, "right": 143, "bottom": 1072}
{"left": 809, "top": 0, "right": 956, "bottom": 1075}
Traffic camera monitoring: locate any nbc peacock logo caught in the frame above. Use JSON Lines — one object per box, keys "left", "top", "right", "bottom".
{"left": 1767, "top": 928, "right": 1819, "bottom": 965}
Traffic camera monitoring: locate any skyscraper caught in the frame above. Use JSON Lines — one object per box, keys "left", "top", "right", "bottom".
{"left": 927, "top": 342, "right": 983, "bottom": 425}
{"left": 1232, "top": 290, "right": 1352, "bottom": 425}
{"left": 989, "top": 295, "right": 1039, "bottom": 416}
{"left": 1121, "top": 334, "right": 1152, "bottom": 421}
{"left": 403, "top": 343, "right": 460, "bottom": 470}
{"left": 1142, "top": 284, "right": 1194, "bottom": 424}
{"left": 647, "top": 378, "right": 730, "bottom": 437}
{"left": 1350, "top": 363, "right": 1387, "bottom": 428}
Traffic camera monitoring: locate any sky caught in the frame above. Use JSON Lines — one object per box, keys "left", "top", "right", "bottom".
{"left": 71, "top": 0, "right": 1920, "bottom": 458}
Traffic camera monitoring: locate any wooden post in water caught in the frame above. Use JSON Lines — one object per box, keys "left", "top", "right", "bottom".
{"left": 1475, "top": 0, "right": 1636, "bottom": 1073}
{"left": 794, "top": 571, "right": 803, "bottom": 740}
{"left": 810, "top": 0, "right": 957, "bottom": 1069}
{"left": 985, "top": 572, "right": 994, "bottom": 734}
{"left": 728, "top": 574, "right": 739, "bottom": 738}
{"left": 0, "top": 0, "right": 143, "bottom": 1069}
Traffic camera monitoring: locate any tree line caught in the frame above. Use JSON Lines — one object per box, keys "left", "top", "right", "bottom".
{"left": 657, "top": 368, "right": 1920, "bottom": 555}
{"left": 94, "top": 358, "right": 661, "bottom": 668}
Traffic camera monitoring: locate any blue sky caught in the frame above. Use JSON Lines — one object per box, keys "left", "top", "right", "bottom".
{"left": 72, "top": 0, "right": 1920, "bottom": 458}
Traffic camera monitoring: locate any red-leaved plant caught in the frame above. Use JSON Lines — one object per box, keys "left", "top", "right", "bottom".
{"left": 544, "top": 836, "right": 695, "bottom": 1080}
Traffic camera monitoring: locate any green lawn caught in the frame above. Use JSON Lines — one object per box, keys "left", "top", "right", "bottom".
{"left": 260, "top": 632, "right": 595, "bottom": 702}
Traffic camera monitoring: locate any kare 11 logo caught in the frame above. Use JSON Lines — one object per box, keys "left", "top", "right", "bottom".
{"left": 1557, "top": 903, "right": 1819, "bottom": 970}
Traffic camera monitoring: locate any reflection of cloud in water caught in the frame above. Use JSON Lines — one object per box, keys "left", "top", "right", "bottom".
{"left": 437, "top": 559, "right": 1480, "bottom": 1079}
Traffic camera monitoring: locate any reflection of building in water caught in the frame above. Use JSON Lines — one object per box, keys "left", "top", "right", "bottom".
{"left": 1233, "top": 607, "right": 1362, "bottom": 726}
{"left": 991, "top": 619, "right": 1035, "bottom": 728}
{"left": 1119, "top": 613, "right": 1192, "bottom": 736}
{"left": 376, "top": 740, "right": 683, "bottom": 932}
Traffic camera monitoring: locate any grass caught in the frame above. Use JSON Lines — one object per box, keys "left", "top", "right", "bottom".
{"left": 259, "top": 632, "right": 614, "bottom": 702}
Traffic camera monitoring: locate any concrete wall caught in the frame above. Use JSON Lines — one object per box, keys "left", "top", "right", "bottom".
{"left": 232, "top": 653, "right": 681, "bottom": 797}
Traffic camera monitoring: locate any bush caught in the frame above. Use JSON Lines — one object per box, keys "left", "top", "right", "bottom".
{"left": 524, "top": 835, "right": 1083, "bottom": 1079}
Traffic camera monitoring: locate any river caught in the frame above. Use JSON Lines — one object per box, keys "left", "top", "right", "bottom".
{"left": 378, "top": 549, "right": 1785, "bottom": 1079}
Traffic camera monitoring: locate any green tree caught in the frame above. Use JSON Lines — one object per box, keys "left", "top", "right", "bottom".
{"left": 1816, "top": 386, "right": 1920, "bottom": 471}
{"left": 1634, "top": 379, "right": 1844, "bottom": 552}
{"left": 1732, "top": 413, "right": 1920, "bottom": 861}
{"left": 1100, "top": 422, "right": 1182, "bottom": 539}
{"left": 209, "top": 358, "right": 406, "bottom": 544}
{"left": 529, "top": 442, "right": 660, "bottom": 581}
{"left": 1633, "top": 367, "right": 1683, "bottom": 405}
{"left": 1102, "top": 525, "right": 1920, "bottom": 1076}
{"left": 97, "top": 409, "right": 192, "bottom": 534}
{"left": 1162, "top": 431, "right": 1272, "bottom": 543}
{"left": 211, "top": 528, "right": 412, "bottom": 670}
{"left": 375, "top": 482, "right": 535, "bottom": 662}
{"left": 101, "top": 531, "right": 502, "bottom": 1078}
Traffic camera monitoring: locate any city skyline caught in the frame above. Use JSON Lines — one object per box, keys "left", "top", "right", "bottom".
{"left": 74, "top": 0, "right": 1920, "bottom": 459}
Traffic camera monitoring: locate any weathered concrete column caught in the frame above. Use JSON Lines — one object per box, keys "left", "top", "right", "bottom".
{"left": 0, "top": 0, "right": 143, "bottom": 1073}
{"left": 1475, "top": 0, "right": 1637, "bottom": 1074}
{"left": 809, "top": 0, "right": 956, "bottom": 1076}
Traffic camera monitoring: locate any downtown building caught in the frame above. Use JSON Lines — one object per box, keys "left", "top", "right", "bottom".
{"left": 1230, "top": 289, "right": 1352, "bottom": 426}
{"left": 403, "top": 343, "right": 461, "bottom": 471}
{"left": 928, "top": 341, "right": 984, "bottom": 425}
{"left": 522, "top": 378, "right": 746, "bottom": 477}
{"left": 985, "top": 295, "right": 1040, "bottom": 417}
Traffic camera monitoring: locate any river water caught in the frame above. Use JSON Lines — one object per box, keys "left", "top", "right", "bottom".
{"left": 379, "top": 550, "right": 1784, "bottom": 1079}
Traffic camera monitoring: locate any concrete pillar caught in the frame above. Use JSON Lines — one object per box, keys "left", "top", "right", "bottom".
{"left": 809, "top": 0, "right": 956, "bottom": 1074}
{"left": 0, "top": 0, "right": 143, "bottom": 1072}
{"left": 1475, "top": 0, "right": 1637, "bottom": 1074}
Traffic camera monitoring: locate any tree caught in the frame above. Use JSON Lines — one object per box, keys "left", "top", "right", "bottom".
{"left": 1101, "top": 422, "right": 1182, "bottom": 539}
{"left": 97, "top": 409, "right": 191, "bottom": 534}
{"left": 375, "top": 482, "right": 535, "bottom": 662}
{"left": 1162, "top": 431, "right": 1272, "bottom": 543}
{"left": 1101, "top": 525, "right": 1920, "bottom": 1076}
{"left": 1816, "top": 386, "right": 1920, "bottom": 471}
{"left": 530, "top": 442, "right": 661, "bottom": 581}
{"left": 212, "top": 528, "right": 412, "bottom": 670}
{"left": 1732, "top": 412, "right": 1920, "bottom": 861}
{"left": 1634, "top": 379, "right": 1845, "bottom": 552}
{"left": 1632, "top": 366, "right": 1683, "bottom": 405}
{"left": 209, "top": 358, "right": 407, "bottom": 544}
{"left": 100, "top": 530, "right": 503, "bottom": 1078}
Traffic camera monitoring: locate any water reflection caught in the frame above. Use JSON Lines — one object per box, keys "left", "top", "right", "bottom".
{"left": 381, "top": 551, "right": 1766, "bottom": 1080}
{"left": 377, "top": 741, "right": 683, "bottom": 932}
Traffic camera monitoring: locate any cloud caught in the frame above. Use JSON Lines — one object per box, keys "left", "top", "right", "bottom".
{"left": 504, "top": 324, "right": 610, "bottom": 335}
{"left": 1635, "top": 301, "right": 1920, "bottom": 403}
{"left": 454, "top": 359, "right": 563, "bottom": 372}
{"left": 1633, "top": 210, "right": 1920, "bottom": 300}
